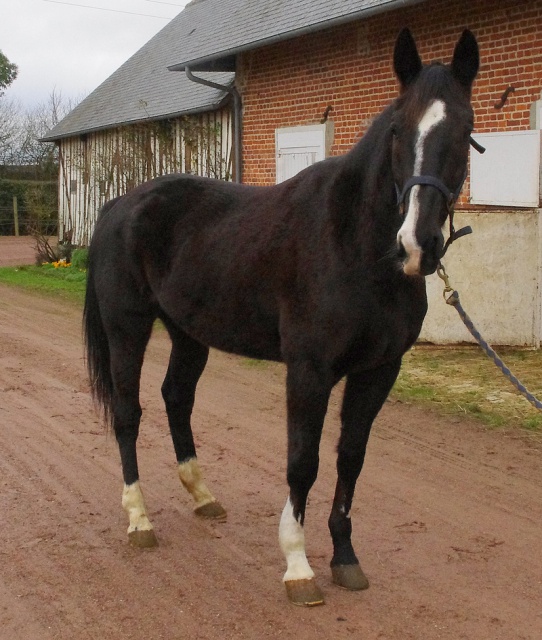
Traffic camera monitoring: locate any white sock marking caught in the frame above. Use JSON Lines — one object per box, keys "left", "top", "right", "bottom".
{"left": 178, "top": 457, "right": 217, "bottom": 510}
{"left": 279, "top": 497, "right": 315, "bottom": 583}
{"left": 122, "top": 481, "right": 154, "bottom": 534}
{"left": 397, "top": 100, "right": 446, "bottom": 275}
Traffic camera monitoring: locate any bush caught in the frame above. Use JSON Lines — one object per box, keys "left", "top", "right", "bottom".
{"left": 70, "top": 247, "right": 88, "bottom": 270}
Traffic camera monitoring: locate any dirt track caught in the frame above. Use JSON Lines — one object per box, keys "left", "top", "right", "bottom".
{"left": 0, "top": 236, "right": 39, "bottom": 267}
{"left": 0, "top": 257, "right": 541, "bottom": 638}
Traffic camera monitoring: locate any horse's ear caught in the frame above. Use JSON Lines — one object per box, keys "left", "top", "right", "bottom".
{"left": 394, "top": 28, "right": 422, "bottom": 90}
{"left": 451, "top": 29, "right": 479, "bottom": 91}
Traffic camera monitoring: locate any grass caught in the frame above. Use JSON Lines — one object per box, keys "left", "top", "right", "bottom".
{"left": 0, "top": 263, "right": 541, "bottom": 432}
{"left": 394, "top": 345, "right": 542, "bottom": 431}
{"left": 242, "top": 358, "right": 272, "bottom": 369}
{"left": 0, "top": 263, "right": 86, "bottom": 303}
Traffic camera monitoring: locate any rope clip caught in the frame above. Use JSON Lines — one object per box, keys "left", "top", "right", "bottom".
{"left": 436, "top": 261, "right": 457, "bottom": 304}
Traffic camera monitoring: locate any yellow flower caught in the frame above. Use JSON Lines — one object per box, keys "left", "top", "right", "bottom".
{"left": 52, "top": 258, "right": 71, "bottom": 268}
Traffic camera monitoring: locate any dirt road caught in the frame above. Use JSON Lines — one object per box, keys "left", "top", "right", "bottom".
{"left": 0, "top": 282, "right": 541, "bottom": 640}
{"left": 0, "top": 236, "right": 39, "bottom": 267}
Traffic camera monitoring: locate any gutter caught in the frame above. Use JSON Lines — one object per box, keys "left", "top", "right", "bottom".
{"left": 185, "top": 67, "right": 242, "bottom": 183}
{"left": 168, "top": 0, "right": 426, "bottom": 73}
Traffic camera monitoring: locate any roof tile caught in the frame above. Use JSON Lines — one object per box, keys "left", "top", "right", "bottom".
{"left": 44, "top": 0, "right": 424, "bottom": 140}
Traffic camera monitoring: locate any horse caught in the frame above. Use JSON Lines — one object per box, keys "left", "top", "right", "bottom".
{"left": 83, "top": 28, "right": 479, "bottom": 606}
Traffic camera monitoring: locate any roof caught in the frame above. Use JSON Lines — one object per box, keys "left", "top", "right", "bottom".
{"left": 167, "top": 0, "right": 426, "bottom": 72}
{"left": 42, "top": 14, "right": 234, "bottom": 141}
{"left": 44, "top": 0, "right": 426, "bottom": 141}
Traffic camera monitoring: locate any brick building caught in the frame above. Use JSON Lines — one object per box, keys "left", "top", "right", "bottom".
{"left": 48, "top": 0, "right": 542, "bottom": 344}
{"left": 238, "top": 0, "right": 541, "bottom": 192}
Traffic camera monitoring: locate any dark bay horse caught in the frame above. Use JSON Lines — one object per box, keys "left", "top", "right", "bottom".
{"left": 84, "top": 28, "right": 479, "bottom": 606}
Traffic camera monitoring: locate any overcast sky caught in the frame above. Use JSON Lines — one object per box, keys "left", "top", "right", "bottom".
{"left": 1, "top": 0, "right": 190, "bottom": 109}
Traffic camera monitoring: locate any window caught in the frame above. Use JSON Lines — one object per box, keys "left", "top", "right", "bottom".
{"left": 275, "top": 123, "right": 332, "bottom": 184}
{"left": 470, "top": 130, "right": 541, "bottom": 207}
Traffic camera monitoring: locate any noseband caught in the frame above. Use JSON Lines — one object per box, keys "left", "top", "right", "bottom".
{"left": 395, "top": 172, "right": 470, "bottom": 256}
{"left": 395, "top": 138, "right": 485, "bottom": 256}
{"left": 395, "top": 173, "right": 465, "bottom": 214}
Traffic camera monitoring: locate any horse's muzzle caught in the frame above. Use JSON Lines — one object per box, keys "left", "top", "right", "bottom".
{"left": 398, "top": 233, "right": 442, "bottom": 276}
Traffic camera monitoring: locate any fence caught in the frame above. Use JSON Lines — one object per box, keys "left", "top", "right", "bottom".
{"left": 0, "top": 199, "right": 57, "bottom": 237}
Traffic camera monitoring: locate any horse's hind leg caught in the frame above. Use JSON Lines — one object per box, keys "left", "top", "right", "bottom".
{"left": 328, "top": 358, "right": 402, "bottom": 590}
{"left": 160, "top": 315, "right": 226, "bottom": 519}
{"left": 106, "top": 311, "right": 157, "bottom": 548}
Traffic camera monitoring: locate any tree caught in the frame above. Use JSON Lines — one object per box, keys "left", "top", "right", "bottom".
{"left": 0, "top": 50, "right": 18, "bottom": 95}
{"left": 0, "top": 89, "right": 80, "bottom": 169}
{"left": 19, "top": 89, "right": 79, "bottom": 172}
{"left": 0, "top": 96, "right": 21, "bottom": 164}
{"left": 0, "top": 89, "right": 80, "bottom": 240}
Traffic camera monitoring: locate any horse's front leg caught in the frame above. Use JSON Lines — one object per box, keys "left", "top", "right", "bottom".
{"left": 279, "top": 363, "right": 333, "bottom": 607}
{"left": 329, "top": 358, "right": 402, "bottom": 590}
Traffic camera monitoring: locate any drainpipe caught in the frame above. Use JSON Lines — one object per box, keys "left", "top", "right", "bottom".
{"left": 185, "top": 67, "right": 242, "bottom": 183}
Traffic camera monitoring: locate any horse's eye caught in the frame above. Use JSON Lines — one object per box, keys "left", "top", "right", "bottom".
{"left": 390, "top": 123, "right": 398, "bottom": 137}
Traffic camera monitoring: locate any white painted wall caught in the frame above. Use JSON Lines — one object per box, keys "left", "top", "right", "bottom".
{"left": 420, "top": 209, "right": 542, "bottom": 347}
{"left": 58, "top": 109, "right": 233, "bottom": 246}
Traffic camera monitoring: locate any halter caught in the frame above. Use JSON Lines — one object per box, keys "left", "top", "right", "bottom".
{"left": 395, "top": 138, "right": 485, "bottom": 256}
{"left": 395, "top": 172, "right": 470, "bottom": 257}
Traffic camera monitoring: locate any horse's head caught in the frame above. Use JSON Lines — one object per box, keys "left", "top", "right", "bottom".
{"left": 392, "top": 28, "right": 479, "bottom": 276}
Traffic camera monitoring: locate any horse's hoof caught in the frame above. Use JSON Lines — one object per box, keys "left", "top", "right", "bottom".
{"left": 194, "top": 501, "right": 227, "bottom": 520}
{"left": 284, "top": 578, "right": 325, "bottom": 607}
{"left": 128, "top": 529, "right": 158, "bottom": 548}
{"left": 331, "top": 563, "right": 369, "bottom": 591}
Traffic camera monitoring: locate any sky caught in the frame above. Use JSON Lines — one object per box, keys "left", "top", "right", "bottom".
{"left": 0, "top": 0, "right": 190, "bottom": 109}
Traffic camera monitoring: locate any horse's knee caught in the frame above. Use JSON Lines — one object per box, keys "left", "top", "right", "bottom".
{"left": 287, "top": 453, "right": 319, "bottom": 499}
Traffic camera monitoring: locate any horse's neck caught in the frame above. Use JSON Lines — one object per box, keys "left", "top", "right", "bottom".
{"left": 334, "top": 111, "right": 399, "bottom": 258}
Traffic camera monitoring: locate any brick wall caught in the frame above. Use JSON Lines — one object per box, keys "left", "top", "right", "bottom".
{"left": 238, "top": 0, "right": 542, "bottom": 202}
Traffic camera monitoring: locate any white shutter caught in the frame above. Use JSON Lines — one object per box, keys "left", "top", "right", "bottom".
{"left": 470, "top": 130, "right": 541, "bottom": 207}
{"left": 275, "top": 124, "right": 327, "bottom": 183}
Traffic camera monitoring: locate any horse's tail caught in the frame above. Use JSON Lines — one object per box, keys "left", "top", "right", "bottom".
{"left": 83, "top": 211, "right": 116, "bottom": 431}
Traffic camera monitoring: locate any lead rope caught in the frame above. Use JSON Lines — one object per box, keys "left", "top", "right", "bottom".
{"left": 436, "top": 262, "right": 542, "bottom": 412}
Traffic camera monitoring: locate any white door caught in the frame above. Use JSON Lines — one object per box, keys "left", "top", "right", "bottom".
{"left": 275, "top": 124, "right": 327, "bottom": 183}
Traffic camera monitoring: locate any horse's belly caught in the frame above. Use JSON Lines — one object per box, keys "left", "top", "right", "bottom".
{"left": 160, "top": 289, "right": 283, "bottom": 361}
{"left": 194, "top": 320, "right": 283, "bottom": 361}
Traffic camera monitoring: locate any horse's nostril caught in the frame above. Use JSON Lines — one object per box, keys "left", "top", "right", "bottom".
{"left": 422, "top": 235, "right": 440, "bottom": 254}
{"left": 397, "top": 242, "right": 407, "bottom": 261}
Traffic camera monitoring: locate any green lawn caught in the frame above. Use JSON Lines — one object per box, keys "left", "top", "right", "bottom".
{"left": 0, "top": 263, "right": 86, "bottom": 303}
{"left": 394, "top": 345, "right": 542, "bottom": 431}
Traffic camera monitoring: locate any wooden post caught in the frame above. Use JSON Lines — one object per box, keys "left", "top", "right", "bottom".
{"left": 13, "top": 196, "right": 19, "bottom": 237}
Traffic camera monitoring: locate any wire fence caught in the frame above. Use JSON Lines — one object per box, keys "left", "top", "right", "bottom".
{"left": 0, "top": 206, "right": 57, "bottom": 237}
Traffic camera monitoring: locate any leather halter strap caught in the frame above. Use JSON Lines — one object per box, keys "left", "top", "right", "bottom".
{"left": 395, "top": 171, "right": 471, "bottom": 257}
{"left": 394, "top": 138, "right": 485, "bottom": 256}
{"left": 395, "top": 173, "right": 466, "bottom": 212}
{"left": 395, "top": 137, "right": 485, "bottom": 211}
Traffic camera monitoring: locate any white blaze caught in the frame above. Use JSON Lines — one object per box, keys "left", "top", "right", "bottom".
{"left": 397, "top": 100, "right": 447, "bottom": 275}
{"left": 279, "top": 497, "right": 315, "bottom": 582}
